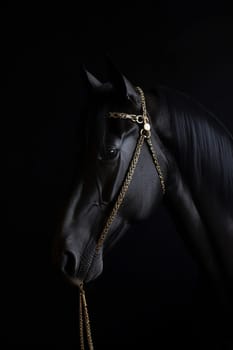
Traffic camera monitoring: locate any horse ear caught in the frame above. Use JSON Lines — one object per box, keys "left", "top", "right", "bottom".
{"left": 106, "top": 57, "right": 140, "bottom": 105}
{"left": 80, "top": 65, "right": 103, "bottom": 91}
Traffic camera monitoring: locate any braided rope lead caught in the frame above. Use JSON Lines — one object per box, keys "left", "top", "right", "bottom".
{"left": 78, "top": 86, "right": 166, "bottom": 350}
{"left": 79, "top": 288, "right": 85, "bottom": 350}
{"left": 79, "top": 129, "right": 145, "bottom": 350}
{"left": 79, "top": 283, "right": 94, "bottom": 350}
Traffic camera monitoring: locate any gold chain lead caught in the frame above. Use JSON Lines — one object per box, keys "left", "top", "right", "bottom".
{"left": 79, "top": 283, "right": 94, "bottom": 350}
{"left": 78, "top": 86, "right": 166, "bottom": 350}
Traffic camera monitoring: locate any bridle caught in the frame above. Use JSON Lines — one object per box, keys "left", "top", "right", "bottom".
{"left": 79, "top": 86, "right": 166, "bottom": 350}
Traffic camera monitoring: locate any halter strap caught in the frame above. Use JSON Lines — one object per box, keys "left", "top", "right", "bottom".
{"left": 109, "top": 86, "right": 165, "bottom": 192}
{"left": 79, "top": 86, "right": 166, "bottom": 350}
{"left": 109, "top": 86, "right": 152, "bottom": 138}
{"left": 96, "top": 86, "right": 165, "bottom": 250}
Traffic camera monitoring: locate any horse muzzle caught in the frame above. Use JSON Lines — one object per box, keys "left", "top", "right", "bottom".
{"left": 61, "top": 245, "right": 104, "bottom": 284}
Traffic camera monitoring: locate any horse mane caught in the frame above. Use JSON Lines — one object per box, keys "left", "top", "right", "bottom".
{"left": 157, "top": 86, "right": 233, "bottom": 206}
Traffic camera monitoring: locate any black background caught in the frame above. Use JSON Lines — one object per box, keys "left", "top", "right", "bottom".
{"left": 5, "top": 2, "right": 233, "bottom": 348}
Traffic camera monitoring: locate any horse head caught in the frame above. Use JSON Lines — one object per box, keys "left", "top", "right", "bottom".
{"left": 53, "top": 62, "right": 167, "bottom": 285}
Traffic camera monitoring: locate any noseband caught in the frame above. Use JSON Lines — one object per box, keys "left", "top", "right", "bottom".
{"left": 79, "top": 86, "right": 166, "bottom": 350}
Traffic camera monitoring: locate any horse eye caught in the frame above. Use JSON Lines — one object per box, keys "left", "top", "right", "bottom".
{"left": 99, "top": 147, "right": 118, "bottom": 160}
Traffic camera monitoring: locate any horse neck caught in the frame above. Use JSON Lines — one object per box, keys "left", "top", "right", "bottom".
{"left": 148, "top": 87, "right": 233, "bottom": 304}
{"left": 149, "top": 86, "right": 233, "bottom": 207}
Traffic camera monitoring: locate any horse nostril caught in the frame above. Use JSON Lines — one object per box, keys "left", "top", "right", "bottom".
{"left": 62, "top": 251, "right": 77, "bottom": 277}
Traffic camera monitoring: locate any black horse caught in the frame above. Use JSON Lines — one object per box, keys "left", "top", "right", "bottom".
{"left": 53, "top": 62, "right": 233, "bottom": 333}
